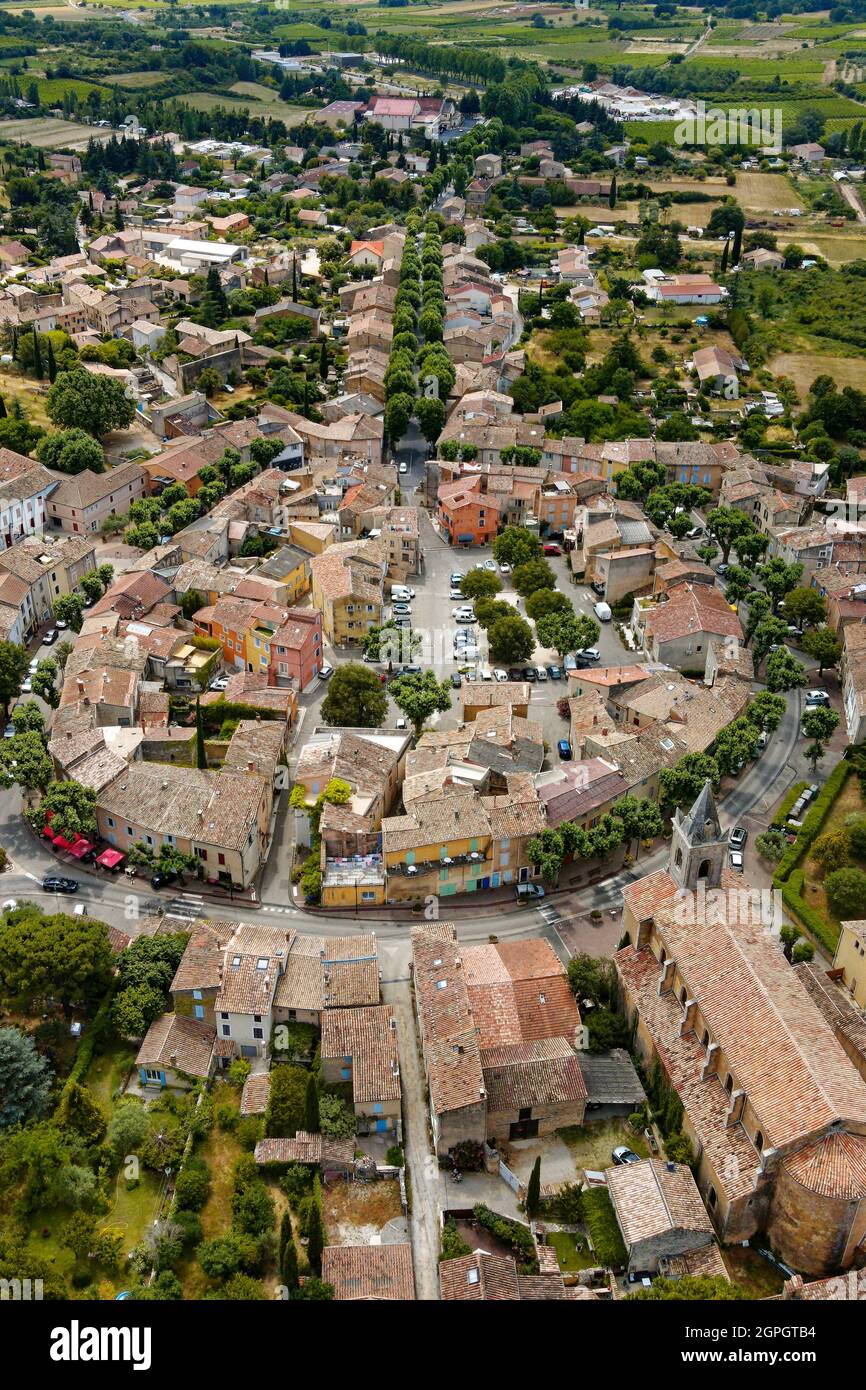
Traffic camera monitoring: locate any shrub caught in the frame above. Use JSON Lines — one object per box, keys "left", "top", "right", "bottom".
{"left": 439, "top": 1219, "right": 472, "bottom": 1262}
{"left": 318, "top": 1092, "right": 356, "bottom": 1140}
{"left": 264, "top": 1064, "right": 308, "bottom": 1137}
{"left": 780, "top": 868, "right": 840, "bottom": 954}
{"left": 825, "top": 866, "right": 866, "bottom": 920}
{"left": 280, "top": 1163, "right": 314, "bottom": 1210}
{"left": 582, "top": 1187, "right": 627, "bottom": 1269}
{"left": 472, "top": 1205, "right": 538, "bottom": 1274}
{"left": 547, "top": 1182, "right": 584, "bottom": 1224}
{"left": 173, "top": 1159, "right": 211, "bottom": 1213}
{"left": 448, "top": 1140, "right": 484, "bottom": 1172}
{"left": 235, "top": 1116, "right": 263, "bottom": 1152}
{"left": 663, "top": 1133, "right": 694, "bottom": 1165}
{"left": 215, "top": 1102, "right": 238, "bottom": 1133}
{"left": 385, "top": 1144, "right": 404, "bottom": 1168}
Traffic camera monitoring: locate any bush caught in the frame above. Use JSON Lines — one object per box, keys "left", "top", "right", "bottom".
{"left": 264, "top": 1064, "right": 308, "bottom": 1137}
{"left": 318, "top": 1092, "right": 356, "bottom": 1140}
{"left": 439, "top": 1219, "right": 472, "bottom": 1262}
{"left": 663, "top": 1133, "right": 694, "bottom": 1165}
{"left": 280, "top": 1162, "right": 314, "bottom": 1210}
{"left": 582, "top": 1187, "right": 627, "bottom": 1269}
{"left": 216, "top": 1102, "right": 238, "bottom": 1133}
{"left": 472, "top": 1205, "right": 538, "bottom": 1274}
{"left": 173, "top": 1208, "right": 202, "bottom": 1249}
{"left": 772, "top": 781, "right": 809, "bottom": 829}
{"left": 547, "top": 1182, "right": 584, "bottom": 1224}
{"left": 825, "top": 866, "right": 866, "bottom": 920}
{"left": 780, "top": 868, "right": 840, "bottom": 954}
{"left": 385, "top": 1145, "right": 404, "bottom": 1168}
{"left": 235, "top": 1117, "right": 263, "bottom": 1152}
{"left": 173, "top": 1159, "right": 211, "bottom": 1213}
{"left": 448, "top": 1140, "right": 484, "bottom": 1172}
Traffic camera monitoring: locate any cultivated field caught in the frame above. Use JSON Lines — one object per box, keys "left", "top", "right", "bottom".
{"left": 182, "top": 89, "right": 309, "bottom": 126}
{"left": 768, "top": 352, "right": 866, "bottom": 397}
{"left": 0, "top": 116, "right": 112, "bottom": 149}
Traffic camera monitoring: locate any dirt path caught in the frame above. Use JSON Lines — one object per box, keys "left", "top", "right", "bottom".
{"left": 384, "top": 979, "right": 441, "bottom": 1300}
{"left": 840, "top": 181, "right": 866, "bottom": 225}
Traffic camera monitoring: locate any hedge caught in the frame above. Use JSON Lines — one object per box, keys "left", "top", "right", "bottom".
{"left": 54, "top": 983, "right": 116, "bottom": 1107}
{"left": 773, "top": 762, "right": 850, "bottom": 886}
{"left": 582, "top": 1187, "right": 627, "bottom": 1270}
{"left": 780, "top": 868, "right": 841, "bottom": 956}
{"left": 472, "top": 1204, "right": 538, "bottom": 1274}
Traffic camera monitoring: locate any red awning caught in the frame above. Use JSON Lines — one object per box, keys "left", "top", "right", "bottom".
{"left": 67, "top": 839, "right": 93, "bottom": 860}
{"left": 96, "top": 848, "right": 124, "bottom": 869}
{"left": 53, "top": 835, "right": 75, "bottom": 851}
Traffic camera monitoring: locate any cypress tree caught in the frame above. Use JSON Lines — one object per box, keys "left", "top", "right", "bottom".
{"left": 608, "top": 173, "right": 617, "bottom": 210}
{"left": 292, "top": 256, "right": 298, "bottom": 302}
{"left": 304, "top": 1072, "right": 320, "bottom": 1133}
{"left": 32, "top": 326, "right": 43, "bottom": 380}
{"left": 319, "top": 337, "right": 328, "bottom": 380}
{"left": 46, "top": 336, "right": 57, "bottom": 384}
{"left": 0, "top": 394, "right": 6, "bottom": 420}
{"left": 731, "top": 223, "right": 743, "bottom": 267}
{"left": 526, "top": 1156, "right": 542, "bottom": 1217}
{"left": 720, "top": 237, "right": 729, "bottom": 274}
{"left": 280, "top": 1227, "right": 299, "bottom": 1291}
{"left": 306, "top": 1202, "right": 324, "bottom": 1275}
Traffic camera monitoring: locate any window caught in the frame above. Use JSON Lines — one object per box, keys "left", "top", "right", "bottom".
{"left": 254, "top": 1015, "right": 262, "bottom": 1023}
{"left": 253, "top": 1028, "right": 263, "bottom": 1040}
{"left": 708, "top": 1185, "right": 717, "bottom": 1209}
{"left": 755, "top": 1131, "right": 764, "bottom": 1152}
{"left": 193, "top": 990, "right": 202, "bottom": 1001}
{"left": 222, "top": 1025, "right": 231, "bottom": 1037}
{"left": 218, "top": 853, "right": 226, "bottom": 866}
{"left": 221, "top": 1013, "right": 228, "bottom": 1021}
{"left": 725, "top": 1074, "right": 733, "bottom": 1094}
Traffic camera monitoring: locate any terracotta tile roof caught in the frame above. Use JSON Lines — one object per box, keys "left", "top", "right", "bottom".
{"left": 607, "top": 1158, "right": 713, "bottom": 1249}
{"left": 646, "top": 583, "right": 743, "bottom": 645}
{"left": 320, "top": 1005, "right": 400, "bottom": 1103}
{"left": 254, "top": 1133, "right": 354, "bottom": 1169}
{"left": 439, "top": 1252, "right": 519, "bottom": 1300}
{"left": 480, "top": 1037, "right": 586, "bottom": 1111}
{"left": 783, "top": 1131, "right": 866, "bottom": 1200}
{"left": 135, "top": 1013, "right": 215, "bottom": 1078}
{"left": 321, "top": 1243, "right": 415, "bottom": 1301}
{"left": 171, "top": 921, "right": 236, "bottom": 993}
{"left": 240, "top": 1072, "right": 271, "bottom": 1117}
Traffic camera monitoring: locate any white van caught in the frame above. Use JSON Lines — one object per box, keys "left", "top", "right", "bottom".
{"left": 391, "top": 585, "right": 415, "bottom": 601}
{"left": 594, "top": 601, "right": 612, "bottom": 622}
{"left": 479, "top": 666, "right": 493, "bottom": 681}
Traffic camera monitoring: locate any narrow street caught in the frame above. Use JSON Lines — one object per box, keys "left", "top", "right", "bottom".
{"left": 383, "top": 978, "right": 441, "bottom": 1300}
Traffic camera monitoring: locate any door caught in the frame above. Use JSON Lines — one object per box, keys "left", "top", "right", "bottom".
{"left": 509, "top": 1118, "right": 539, "bottom": 1140}
{"left": 481, "top": 877, "right": 490, "bottom": 890}
{"left": 376, "top": 1118, "right": 389, "bottom": 1133}
{"left": 240, "top": 1045, "right": 258, "bottom": 1058}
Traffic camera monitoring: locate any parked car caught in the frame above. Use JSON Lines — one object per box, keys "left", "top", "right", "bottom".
{"left": 400, "top": 665, "right": 422, "bottom": 676}
{"left": 577, "top": 647, "right": 600, "bottom": 662}
{"left": 450, "top": 573, "right": 464, "bottom": 587}
{"left": 612, "top": 1146, "right": 641, "bottom": 1165}
{"left": 516, "top": 883, "right": 545, "bottom": 901}
{"left": 398, "top": 461, "right": 408, "bottom": 474}
{"left": 20, "top": 677, "right": 32, "bottom": 694}
{"left": 757, "top": 731, "right": 769, "bottom": 751}
{"left": 210, "top": 676, "right": 229, "bottom": 691}
{"left": 2, "top": 899, "right": 18, "bottom": 912}
{"left": 28, "top": 657, "right": 39, "bottom": 673}
{"left": 590, "top": 580, "right": 605, "bottom": 596}
{"left": 499, "top": 562, "right": 511, "bottom": 574}
{"left": 42, "top": 876, "right": 79, "bottom": 894}
{"left": 318, "top": 663, "right": 334, "bottom": 680}
{"left": 805, "top": 689, "right": 830, "bottom": 707}
{"left": 3, "top": 723, "right": 15, "bottom": 739}
{"left": 593, "top": 602, "right": 612, "bottom": 622}
{"left": 546, "top": 665, "right": 562, "bottom": 680}
{"left": 557, "top": 739, "right": 572, "bottom": 760}
{"left": 73, "top": 903, "right": 87, "bottom": 917}
{"left": 564, "top": 654, "right": 577, "bottom": 672}
{"left": 508, "top": 668, "right": 524, "bottom": 682}
{"left": 392, "top": 603, "right": 412, "bottom": 615}
{"left": 493, "top": 669, "right": 508, "bottom": 682}
{"left": 396, "top": 716, "right": 407, "bottom": 730}
{"left": 479, "top": 667, "right": 493, "bottom": 682}
{"left": 729, "top": 849, "right": 745, "bottom": 872}
{"left": 450, "top": 672, "right": 462, "bottom": 689}
{"left": 522, "top": 667, "right": 537, "bottom": 682}
{"left": 534, "top": 666, "right": 548, "bottom": 682}
{"left": 543, "top": 542, "right": 561, "bottom": 556}
{"left": 685, "top": 526, "right": 703, "bottom": 540}
{"left": 450, "top": 589, "right": 464, "bottom": 602}
{"left": 716, "top": 563, "right": 729, "bottom": 577}
{"left": 55, "top": 619, "right": 68, "bottom": 630}
{"left": 729, "top": 826, "right": 748, "bottom": 849}
{"left": 150, "top": 870, "right": 178, "bottom": 890}
{"left": 43, "top": 629, "right": 57, "bottom": 645}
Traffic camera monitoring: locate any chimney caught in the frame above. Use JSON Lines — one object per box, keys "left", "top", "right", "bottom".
{"left": 76, "top": 678, "right": 85, "bottom": 695}
{"left": 101, "top": 625, "right": 108, "bottom": 636}
{"left": 700, "top": 1041, "right": 720, "bottom": 1082}
{"left": 247, "top": 759, "right": 256, "bottom": 773}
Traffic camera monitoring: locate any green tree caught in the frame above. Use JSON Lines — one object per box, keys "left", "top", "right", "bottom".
{"left": 304, "top": 1073, "right": 320, "bottom": 1134}
{"left": 802, "top": 626, "right": 842, "bottom": 675}
{"left": 36, "top": 428, "right": 104, "bottom": 475}
{"left": 705, "top": 506, "right": 757, "bottom": 565}
{"left": 713, "top": 717, "right": 759, "bottom": 777}
{"left": 306, "top": 1201, "right": 325, "bottom": 1276}
{"left": 53, "top": 591, "right": 85, "bottom": 633}
{"left": 758, "top": 557, "right": 803, "bottom": 614}
{"left": 801, "top": 705, "right": 840, "bottom": 773}
{"left": 0, "top": 1026, "right": 53, "bottom": 1128}
{"left": 11, "top": 701, "right": 45, "bottom": 735}
{"left": 55, "top": 1080, "right": 106, "bottom": 1144}
{"left": 31, "top": 657, "right": 60, "bottom": 709}
{"left": 321, "top": 663, "right": 388, "bottom": 728}
{"left": 488, "top": 614, "right": 535, "bottom": 665}
{"left": 195, "top": 698, "right": 207, "bottom": 771}
{"left": 535, "top": 611, "right": 599, "bottom": 660}
{"left": 826, "top": 867, "right": 866, "bottom": 920}
{"left": 0, "top": 640, "right": 28, "bottom": 719}
{"left": 27, "top": 778, "right": 97, "bottom": 840}
{"left": 389, "top": 670, "right": 452, "bottom": 737}
{"left": 46, "top": 368, "right": 134, "bottom": 438}
{"left": 782, "top": 586, "right": 826, "bottom": 630}
{"left": 526, "top": 1156, "right": 542, "bottom": 1217}
{"left": 525, "top": 588, "right": 572, "bottom": 622}
{"left": 280, "top": 1219, "right": 299, "bottom": 1291}
{"left": 745, "top": 691, "right": 787, "bottom": 733}
{"left": 492, "top": 526, "right": 542, "bottom": 569}
{"left": 512, "top": 558, "right": 556, "bottom": 598}
{"left": 755, "top": 828, "right": 787, "bottom": 862}
{"left": 416, "top": 395, "right": 446, "bottom": 445}
{"left": 659, "top": 754, "right": 720, "bottom": 813}
{"left": 459, "top": 570, "right": 502, "bottom": 601}
{"left": 0, "top": 907, "right": 113, "bottom": 1015}
{"left": 765, "top": 648, "right": 807, "bottom": 693}
{"left": 0, "top": 729, "right": 53, "bottom": 792}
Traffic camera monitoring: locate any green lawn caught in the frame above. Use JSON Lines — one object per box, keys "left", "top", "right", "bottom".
{"left": 547, "top": 1230, "right": 596, "bottom": 1272}
{"left": 87, "top": 1041, "right": 136, "bottom": 1115}
{"left": 722, "top": 1244, "right": 786, "bottom": 1298}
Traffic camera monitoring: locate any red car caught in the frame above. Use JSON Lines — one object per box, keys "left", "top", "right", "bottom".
{"left": 543, "top": 543, "right": 561, "bottom": 556}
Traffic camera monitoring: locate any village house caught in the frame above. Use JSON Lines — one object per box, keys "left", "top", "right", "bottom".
{"left": 607, "top": 1158, "right": 717, "bottom": 1274}
{"left": 46, "top": 461, "right": 146, "bottom": 536}
{"left": 320, "top": 1004, "right": 401, "bottom": 1136}
{"left": 309, "top": 538, "right": 385, "bottom": 645}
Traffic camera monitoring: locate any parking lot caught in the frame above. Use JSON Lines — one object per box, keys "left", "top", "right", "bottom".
{"left": 314, "top": 505, "right": 639, "bottom": 755}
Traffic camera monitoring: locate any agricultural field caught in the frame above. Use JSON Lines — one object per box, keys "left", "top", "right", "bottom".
{"left": 108, "top": 71, "right": 168, "bottom": 90}
{"left": 182, "top": 88, "right": 309, "bottom": 126}
{"left": 0, "top": 115, "right": 112, "bottom": 149}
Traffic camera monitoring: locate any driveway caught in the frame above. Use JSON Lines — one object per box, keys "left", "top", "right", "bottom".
{"left": 506, "top": 1133, "right": 576, "bottom": 1185}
